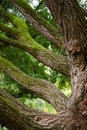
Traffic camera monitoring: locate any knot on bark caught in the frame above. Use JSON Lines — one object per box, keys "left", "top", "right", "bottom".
{"left": 34, "top": 116, "right": 43, "bottom": 122}
{"left": 78, "top": 96, "right": 87, "bottom": 117}
{"left": 67, "top": 39, "right": 81, "bottom": 54}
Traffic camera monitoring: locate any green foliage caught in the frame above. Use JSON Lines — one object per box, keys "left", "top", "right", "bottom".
{"left": 0, "top": 125, "right": 8, "bottom": 130}
{"left": 55, "top": 74, "right": 71, "bottom": 97}
{"left": 0, "top": 0, "right": 12, "bottom": 9}
{"left": 1, "top": 46, "right": 49, "bottom": 79}
{"left": 78, "top": 0, "right": 87, "bottom": 7}
{"left": 20, "top": 96, "right": 57, "bottom": 114}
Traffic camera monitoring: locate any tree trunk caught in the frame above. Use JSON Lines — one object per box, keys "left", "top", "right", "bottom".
{"left": 44, "top": 0, "right": 87, "bottom": 129}
{"left": 0, "top": 0, "right": 87, "bottom": 130}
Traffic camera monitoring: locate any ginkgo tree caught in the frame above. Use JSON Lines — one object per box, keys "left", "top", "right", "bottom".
{"left": 0, "top": 0, "right": 87, "bottom": 130}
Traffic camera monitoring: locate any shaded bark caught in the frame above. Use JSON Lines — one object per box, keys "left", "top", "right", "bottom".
{"left": 1, "top": 88, "right": 87, "bottom": 130}
{"left": 44, "top": 0, "right": 87, "bottom": 129}
{"left": 0, "top": 88, "right": 59, "bottom": 130}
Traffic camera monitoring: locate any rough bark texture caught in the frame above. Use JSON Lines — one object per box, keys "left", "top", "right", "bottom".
{"left": 44, "top": 0, "right": 87, "bottom": 129}
{"left": 0, "top": 0, "right": 87, "bottom": 130}
{"left": 0, "top": 88, "right": 80, "bottom": 130}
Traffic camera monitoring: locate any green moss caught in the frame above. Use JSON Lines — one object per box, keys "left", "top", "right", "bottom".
{"left": 13, "top": 0, "right": 63, "bottom": 44}
{"left": 0, "top": 95, "right": 19, "bottom": 113}
{"left": 0, "top": 22, "right": 19, "bottom": 38}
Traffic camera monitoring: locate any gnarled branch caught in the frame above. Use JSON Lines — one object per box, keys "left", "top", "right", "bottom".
{"left": 0, "top": 56, "right": 67, "bottom": 112}
{"left": 0, "top": 9, "right": 70, "bottom": 76}
{"left": 12, "top": 0, "right": 64, "bottom": 49}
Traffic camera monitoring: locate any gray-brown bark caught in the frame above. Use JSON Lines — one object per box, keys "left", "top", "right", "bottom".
{"left": 0, "top": 88, "right": 59, "bottom": 130}
{"left": 1, "top": 88, "right": 87, "bottom": 130}
{"left": 0, "top": 0, "right": 87, "bottom": 130}
{"left": 44, "top": 0, "right": 87, "bottom": 129}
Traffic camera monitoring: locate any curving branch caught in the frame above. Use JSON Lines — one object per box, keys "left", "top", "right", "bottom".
{"left": 0, "top": 56, "right": 67, "bottom": 112}
{"left": 0, "top": 10, "right": 70, "bottom": 76}
{"left": 12, "top": 0, "right": 64, "bottom": 49}
{"left": 0, "top": 35, "right": 69, "bottom": 76}
{"left": 0, "top": 22, "right": 19, "bottom": 38}
{"left": 0, "top": 88, "right": 75, "bottom": 130}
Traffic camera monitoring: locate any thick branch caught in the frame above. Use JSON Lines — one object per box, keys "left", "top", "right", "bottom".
{"left": 0, "top": 36, "right": 70, "bottom": 76}
{"left": 0, "top": 22, "right": 19, "bottom": 38}
{"left": 0, "top": 56, "right": 67, "bottom": 112}
{"left": 0, "top": 88, "right": 77, "bottom": 130}
{"left": 12, "top": 0, "right": 64, "bottom": 49}
{"left": 0, "top": 88, "right": 59, "bottom": 130}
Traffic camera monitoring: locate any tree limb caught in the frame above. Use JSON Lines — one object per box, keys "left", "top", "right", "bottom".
{"left": 0, "top": 88, "right": 76, "bottom": 130}
{"left": 0, "top": 16, "right": 70, "bottom": 76}
{"left": 0, "top": 88, "right": 58, "bottom": 130}
{"left": 12, "top": 0, "right": 64, "bottom": 49}
{"left": 0, "top": 22, "right": 19, "bottom": 38}
{"left": 0, "top": 56, "right": 67, "bottom": 112}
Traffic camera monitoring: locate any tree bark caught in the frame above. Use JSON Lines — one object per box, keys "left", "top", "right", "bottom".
{"left": 0, "top": 56, "right": 67, "bottom": 112}
{"left": 1, "top": 88, "right": 87, "bottom": 130}
{"left": 0, "top": 0, "right": 87, "bottom": 130}
{"left": 44, "top": 0, "right": 87, "bottom": 129}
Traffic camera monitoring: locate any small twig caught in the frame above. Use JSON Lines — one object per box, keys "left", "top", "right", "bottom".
{"left": 35, "top": 0, "right": 43, "bottom": 11}
{"left": 81, "top": 7, "right": 87, "bottom": 17}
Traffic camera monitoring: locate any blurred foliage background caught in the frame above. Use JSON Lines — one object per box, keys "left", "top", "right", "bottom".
{"left": 0, "top": 0, "right": 87, "bottom": 129}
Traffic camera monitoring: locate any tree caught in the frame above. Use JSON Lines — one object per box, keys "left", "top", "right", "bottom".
{"left": 0, "top": 0, "right": 87, "bottom": 129}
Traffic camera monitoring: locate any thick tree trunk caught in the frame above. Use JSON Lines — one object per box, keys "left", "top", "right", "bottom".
{"left": 0, "top": 0, "right": 87, "bottom": 130}
{"left": 44, "top": 0, "right": 87, "bottom": 129}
